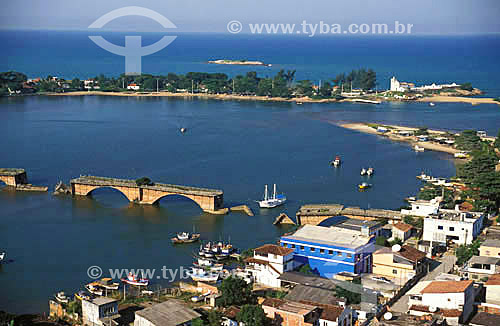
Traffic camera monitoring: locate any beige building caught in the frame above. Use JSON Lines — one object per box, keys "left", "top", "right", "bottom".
{"left": 480, "top": 239, "right": 500, "bottom": 258}
{"left": 391, "top": 222, "right": 414, "bottom": 241}
{"left": 372, "top": 245, "right": 427, "bottom": 284}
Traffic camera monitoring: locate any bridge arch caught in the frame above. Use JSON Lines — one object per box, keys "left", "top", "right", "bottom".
{"left": 150, "top": 193, "right": 204, "bottom": 210}
{"left": 81, "top": 185, "right": 140, "bottom": 202}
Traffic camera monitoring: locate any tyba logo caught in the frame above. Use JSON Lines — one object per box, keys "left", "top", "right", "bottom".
{"left": 88, "top": 6, "right": 177, "bottom": 75}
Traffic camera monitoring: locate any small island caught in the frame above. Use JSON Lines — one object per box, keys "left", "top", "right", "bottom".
{"left": 207, "top": 59, "right": 271, "bottom": 67}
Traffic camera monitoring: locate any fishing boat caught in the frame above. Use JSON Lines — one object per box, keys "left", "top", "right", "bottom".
{"left": 54, "top": 291, "right": 69, "bottom": 303}
{"left": 367, "top": 168, "right": 374, "bottom": 176}
{"left": 97, "top": 278, "right": 119, "bottom": 290}
{"left": 194, "top": 257, "right": 213, "bottom": 267}
{"left": 331, "top": 156, "right": 341, "bottom": 167}
{"left": 75, "top": 290, "right": 92, "bottom": 301}
{"left": 414, "top": 145, "right": 425, "bottom": 152}
{"left": 121, "top": 272, "right": 149, "bottom": 286}
{"left": 171, "top": 232, "right": 201, "bottom": 244}
{"left": 210, "top": 264, "right": 224, "bottom": 272}
{"left": 360, "top": 168, "right": 367, "bottom": 176}
{"left": 85, "top": 282, "right": 104, "bottom": 296}
{"left": 358, "top": 182, "right": 372, "bottom": 190}
{"left": 186, "top": 267, "right": 219, "bottom": 282}
{"left": 257, "top": 184, "right": 287, "bottom": 208}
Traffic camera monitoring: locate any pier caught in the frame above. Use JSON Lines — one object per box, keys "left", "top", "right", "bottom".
{"left": 70, "top": 176, "right": 224, "bottom": 212}
{"left": 296, "top": 204, "right": 402, "bottom": 225}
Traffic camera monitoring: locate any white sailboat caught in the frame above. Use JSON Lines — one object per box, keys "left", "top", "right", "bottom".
{"left": 258, "top": 184, "right": 286, "bottom": 208}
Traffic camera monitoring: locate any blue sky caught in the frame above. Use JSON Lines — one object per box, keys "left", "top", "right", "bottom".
{"left": 1, "top": 0, "right": 499, "bottom": 34}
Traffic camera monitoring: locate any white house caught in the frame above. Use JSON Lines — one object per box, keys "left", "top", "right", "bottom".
{"left": 134, "top": 300, "right": 201, "bottom": 326}
{"left": 461, "top": 256, "right": 500, "bottom": 281}
{"left": 82, "top": 297, "right": 119, "bottom": 326}
{"left": 408, "top": 280, "right": 476, "bottom": 325}
{"left": 317, "top": 305, "right": 352, "bottom": 326}
{"left": 245, "top": 244, "right": 295, "bottom": 288}
{"left": 422, "top": 210, "right": 484, "bottom": 245}
{"left": 390, "top": 76, "right": 414, "bottom": 92}
{"left": 391, "top": 222, "right": 414, "bottom": 241}
{"left": 84, "top": 79, "right": 100, "bottom": 90}
{"left": 401, "top": 198, "right": 441, "bottom": 217}
{"left": 127, "top": 83, "right": 140, "bottom": 91}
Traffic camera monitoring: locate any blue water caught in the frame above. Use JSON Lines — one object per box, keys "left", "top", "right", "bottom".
{"left": 2, "top": 31, "right": 500, "bottom": 97}
{"left": 1, "top": 31, "right": 500, "bottom": 314}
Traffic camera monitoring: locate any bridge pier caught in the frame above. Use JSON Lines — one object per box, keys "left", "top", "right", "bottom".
{"left": 0, "top": 169, "right": 28, "bottom": 187}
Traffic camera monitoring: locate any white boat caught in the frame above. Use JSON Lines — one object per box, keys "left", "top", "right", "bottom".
{"left": 257, "top": 184, "right": 286, "bottom": 208}
{"left": 195, "top": 257, "right": 213, "bottom": 267}
{"left": 429, "top": 102, "right": 435, "bottom": 107}
{"left": 414, "top": 145, "right": 425, "bottom": 152}
{"left": 121, "top": 273, "right": 149, "bottom": 286}
{"left": 97, "top": 278, "right": 119, "bottom": 290}
{"left": 85, "top": 282, "right": 104, "bottom": 296}
{"left": 55, "top": 291, "right": 69, "bottom": 303}
{"left": 0, "top": 251, "right": 5, "bottom": 262}
{"left": 331, "top": 155, "right": 341, "bottom": 167}
{"left": 360, "top": 168, "right": 367, "bottom": 176}
{"left": 367, "top": 168, "right": 374, "bottom": 176}
{"left": 186, "top": 268, "right": 219, "bottom": 282}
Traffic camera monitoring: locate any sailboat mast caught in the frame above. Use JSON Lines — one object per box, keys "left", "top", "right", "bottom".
{"left": 264, "top": 185, "right": 268, "bottom": 201}
{"left": 273, "top": 184, "right": 277, "bottom": 199}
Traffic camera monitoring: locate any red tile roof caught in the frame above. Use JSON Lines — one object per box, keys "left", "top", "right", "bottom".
{"left": 393, "top": 222, "right": 413, "bottom": 233}
{"left": 421, "top": 280, "right": 473, "bottom": 294}
{"left": 485, "top": 274, "right": 500, "bottom": 286}
{"left": 255, "top": 244, "right": 294, "bottom": 256}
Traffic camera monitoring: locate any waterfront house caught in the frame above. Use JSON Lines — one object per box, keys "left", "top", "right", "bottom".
{"left": 390, "top": 76, "right": 414, "bottom": 92}
{"left": 244, "top": 244, "right": 295, "bottom": 288}
{"left": 480, "top": 239, "right": 500, "bottom": 258}
{"left": 127, "top": 83, "right": 140, "bottom": 91}
{"left": 391, "top": 222, "right": 414, "bottom": 241}
{"left": 422, "top": 210, "right": 484, "bottom": 245}
{"left": 372, "top": 245, "right": 427, "bottom": 284}
{"left": 461, "top": 256, "right": 500, "bottom": 281}
{"left": 401, "top": 198, "right": 441, "bottom": 217}
{"left": 261, "top": 298, "right": 320, "bottom": 326}
{"left": 407, "top": 280, "right": 475, "bottom": 325}
{"left": 134, "top": 300, "right": 201, "bottom": 326}
{"left": 280, "top": 225, "right": 374, "bottom": 278}
{"left": 82, "top": 297, "right": 119, "bottom": 326}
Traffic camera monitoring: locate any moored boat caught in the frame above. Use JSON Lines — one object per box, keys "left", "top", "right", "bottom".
{"left": 171, "top": 232, "right": 201, "bottom": 244}
{"left": 97, "top": 278, "right": 119, "bottom": 290}
{"left": 75, "top": 290, "right": 92, "bottom": 301}
{"left": 186, "top": 267, "right": 219, "bottom": 282}
{"left": 0, "top": 251, "right": 5, "bottom": 262}
{"left": 121, "top": 272, "right": 149, "bottom": 286}
{"left": 414, "top": 145, "right": 425, "bottom": 152}
{"left": 358, "top": 182, "right": 372, "bottom": 190}
{"left": 367, "top": 167, "right": 374, "bottom": 176}
{"left": 360, "top": 168, "right": 367, "bottom": 176}
{"left": 85, "top": 282, "right": 104, "bottom": 296}
{"left": 331, "top": 155, "right": 341, "bottom": 167}
{"left": 55, "top": 291, "right": 69, "bottom": 303}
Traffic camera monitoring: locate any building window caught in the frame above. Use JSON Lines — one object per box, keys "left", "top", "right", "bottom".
{"left": 300, "top": 246, "right": 305, "bottom": 250}
{"left": 310, "top": 247, "right": 316, "bottom": 252}
{"left": 393, "top": 269, "right": 398, "bottom": 274}
{"left": 472, "top": 274, "right": 478, "bottom": 279}
{"left": 438, "top": 226, "right": 443, "bottom": 230}
{"left": 347, "top": 253, "right": 352, "bottom": 258}
{"left": 449, "top": 227, "right": 455, "bottom": 231}
{"left": 328, "top": 250, "right": 334, "bottom": 255}
{"left": 320, "top": 249, "right": 325, "bottom": 254}
{"left": 338, "top": 252, "right": 343, "bottom": 257}
{"left": 291, "top": 244, "right": 295, "bottom": 248}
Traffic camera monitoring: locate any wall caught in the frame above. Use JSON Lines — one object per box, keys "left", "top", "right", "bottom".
{"left": 486, "top": 284, "right": 500, "bottom": 304}
{"left": 372, "top": 253, "right": 416, "bottom": 282}
{"left": 480, "top": 246, "right": 500, "bottom": 258}
{"left": 134, "top": 314, "right": 154, "bottom": 326}
{"left": 423, "top": 218, "right": 475, "bottom": 244}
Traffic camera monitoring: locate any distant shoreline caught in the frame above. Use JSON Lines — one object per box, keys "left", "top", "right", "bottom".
{"left": 42, "top": 91, "right": 500, "bottom": 106}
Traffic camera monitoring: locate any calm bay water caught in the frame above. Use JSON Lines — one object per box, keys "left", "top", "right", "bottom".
{"left": 1, "top": 31, "right": 500, "bottom": 313}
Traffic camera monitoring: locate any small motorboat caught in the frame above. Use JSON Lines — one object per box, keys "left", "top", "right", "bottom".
{"left": 360, "top": 168, "right": 367, "bottom": 176}
{"left": 194, "top": 257, "right": 213, "bottom": 267}
{"left": 0, "top": 251, "right": 5, "bottom": 262}
{"left": 180, "top": 127, "right": 187, "bottom": 133}
{"left": 75, "top": 290, "right": 92, "bottom": 301}
{"left": 186, "top": 268, "right": 219, "bottom": 282}
{"left": 429, "top": 102, "right": 435, "bottom": 107}
{"left": 97, "top": 278, "right": 119, "bottom": 290}
{"left": 358, "top": 182, "right": 372, "bottom": 190}
{"left": 121, "top": 272, "right": 149, "bottom": 286}
{"left": 331, "top": 156, "right": 341, "bottom": 167}
{"left": 414, "top": 145, "right": 425, "bottom": 152}
{"left": 54, "top": 291, "right": 69, "bottom": 303}
{"left": 171, "top": 232, "right": 201, "bottom": 244}
{"left": 85, "top": 282, "right": 104, "bottom": 296}
{"left": 367, "top": 168, "right": 374, "bottom": 176}
{"left": 257, "top": 184, "right": 287, "bottom": 208}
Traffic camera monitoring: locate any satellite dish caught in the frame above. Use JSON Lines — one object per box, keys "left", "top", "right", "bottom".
{"left": 429, "top": 306, "right": 437, "bottom": 312}
{"left": 392, "top": 244, "right": 401, "bottom": 252}
{"left": 384, "top": 312, "right": 393, "bottom": 320}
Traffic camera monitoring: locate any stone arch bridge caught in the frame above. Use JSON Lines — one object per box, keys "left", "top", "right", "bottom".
{"left": 70, "top": 176, "right": 224, "bottom": 212}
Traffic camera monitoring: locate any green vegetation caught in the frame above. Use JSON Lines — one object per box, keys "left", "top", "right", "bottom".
{"left": 375, "top": 236, "right": 388, "bottom": 247}
{"left": 455, "top": 130, "right": 483, "bottom": 151}
{"left": 219, "top": 276, "right": 253, "bottom": 306}
{"left": 459, "top": 82, "right": 473, "bottom": 91}
{"left": 263, "top": 289, "right": 288, "bottom": 299}
{"left": 207, "top": 309, "right": 223, "bottom": 326}
{"left": 332, "top": 68, "right": 377, "bottom": 91}
{"left": 494, "top": 97, "right": 500, "bottom": 102}
{"left": 414, "top": 128, "right": 429, "bottom": 136}
{"left": 418, "top": 184, "right": 455, "bottom": 209}
{"left": 135, "top": 177, "right": 153, "bottom": 186}
{"left": 334, "top": 279, "right": 362, "bottom": 304}
{"left": 237, "top": 305, "right": 270, "bottom": 326}
{"left": 297, "top": 264, "right": 315, "bottom": 275}
{"left": 403, "top": 215, "right": 424, "bottom": 229}
{"left": 455, "top": 239, "right": 481, "bottom": 266}
{"left": 388, "top": 238, "right": 403, "bottom": 247}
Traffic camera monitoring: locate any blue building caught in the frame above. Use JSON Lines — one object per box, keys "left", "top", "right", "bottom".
{"left": 280, "top": 224, "right": 375, "bottom": 278}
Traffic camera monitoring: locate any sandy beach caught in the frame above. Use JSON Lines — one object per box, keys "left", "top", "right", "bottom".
{"left": 418, "top": 95, "right": 499, "bottom": 105}
{"left": 337, "top": 122, "right": 461, "bottom": 155}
